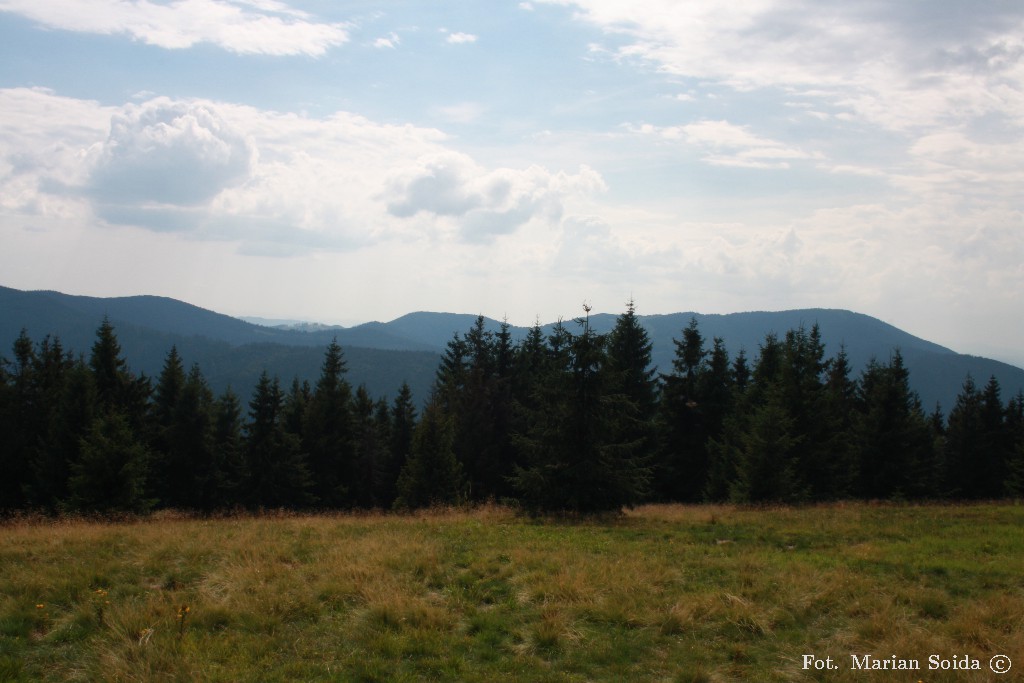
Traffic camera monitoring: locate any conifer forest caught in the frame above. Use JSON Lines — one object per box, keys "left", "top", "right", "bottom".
{"left": 2, "top": 303, "right": 1022, "bottom": 515}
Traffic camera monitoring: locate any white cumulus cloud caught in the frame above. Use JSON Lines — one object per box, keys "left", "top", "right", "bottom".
{"left": 89, "top": 98, "right": 255, "bottom": 208}
{"left": 539, "top": 0, "right": 1024, "bottom": 133}
{"left": 0, "top": 88, "right": 610, "bottom": 253}
{"left": 633, "top": 119, "right": 821, "bottom": 169}
{"left": 446, "top": 31, "right": 478, "bottom": 44}
{"left": 385, "top": 153, "right": 605, "bottom": 243}
{"left": 0, "top": 0, "right": 350, "bottom": 56}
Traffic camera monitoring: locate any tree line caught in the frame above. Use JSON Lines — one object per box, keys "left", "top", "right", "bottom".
{"left": 1, "top": 304, "right": 1023, "bottom": 515}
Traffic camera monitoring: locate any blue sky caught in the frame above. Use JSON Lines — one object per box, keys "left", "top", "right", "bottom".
{"left": 1, "top": 0, "right": 1022, "bottom": 366}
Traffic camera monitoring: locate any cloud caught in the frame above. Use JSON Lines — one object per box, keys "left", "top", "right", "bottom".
{"left": 539, "top": 0, "right": 1024, "bottom": 133}
{"left": 434, "top": 102, "right": 486, "bottom": 124}
{"left": 0, "top": 88, "right": 439, "bottom": 248}
{"left": 633, "top": 119, "right": 821, "bottom": 169}
{"left": 373, "top": 32, "right": 399, "bottom": 49}
{"left": 446, "top": 31, "right": 478, "bottom": 44}
{"left": 0, "top": 0, "right": 350, "bottom": 56}
{"left": 1, "top": 88, "right": 609, "bottom": 253}
{"left": 0, "top": 87, "right": 111, "bottom": 217}
{"left": 89, "top": 98, "right": 255, "bottom": 208}
{"left": 385, "top": 153, "right": 605, "bottom": 243}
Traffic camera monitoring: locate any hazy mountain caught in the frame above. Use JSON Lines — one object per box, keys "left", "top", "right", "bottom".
{"left": 2, "top": 285, "right": 1021, "bottom": 412}
{"left": 0, "top": 285, "right": 439, "bottom": 403}
{"left": 240, "top": 317, "right": 342, "bottom": 331}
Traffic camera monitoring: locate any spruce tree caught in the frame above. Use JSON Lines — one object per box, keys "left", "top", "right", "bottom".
{"left": 819, "top": 346, "right": 859, "bottom": 497}
{"left": 394, "top": 394, "right": 464, "bottom": 509}
{"left": 243, "top": 372, "right": 314, "bottom": 509}
{"left": 151, "top": 346, "right": 188, "bottom": 506}
{"left": 2, "top": 331, "right": 37, "bottom": 510}
{"left": 434, "top": 333, "right": 468, "bottom": 414}
{"left": 379, "top": 382, "right": 417, "bottom": 507}
{"left": 777, "top": 326, "right": 830, "bottom": 499}
{"left": 211, "top": 388, "right": 245, "bottom": 507}
{"left": 707, "top": 332, "right": 794, "bottom": 502}
{"left": 77, "top": 320, "right": 153, "bottom": 508}
{"left": 605, "top": 301, "right": 658, "bottom": 501}
{"left": 978, "top": 376, "right": 1010, "bottom": 498}
{"left": 854, "top": 352, "right": 935, "bottom": 499}
{"left": 152, "top": 346, "right": 185, "bottom": 438}
{"left": 283, "top": 378, "right": 311, "bottom": 440}
{"left": 943, "top": 374, "right": 983, "bottom": 498}
{"left": 173, "top": 365, "right": 216, "bottom": 509}
{"left": 90, "top": 317, "right": 129, "bottom": 412}
{"left": 454, "top": 316, "right": 500, "bottom": 500}
{"left": 352, "top": 385, "right": 387, "bottom": 508}
{"left": 732, "top": 348, "right": 750, "bottom": 393}
{"left": 657, "top": 317, "right": 710, "bottom": 501}
{"left": 512, "top": 308, "right": 650, "bottom": 513}
{"left": 31, "top": 357, "right": 95, "bottom": 509}
{"left": 1005, "top": 391, "right": 1024, "bottom": 495}
{"left": 69, "top": 412, "right": 155, "bottom": 513}
{"left": 304, "top": 340, "right": 354, "bottom": 507}
{"left": 607, "top": 300, "right": 658, "bottom": 419}
{"left": 370, "top": 395, "right": 394, "bottom": 507}
{"left": 729, "top": 387, "right": 804, "bottom": 503}
{"left": 0, "top": 350, "right": 21, "bottom": 511}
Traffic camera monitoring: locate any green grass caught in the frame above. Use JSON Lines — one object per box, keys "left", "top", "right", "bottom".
{"left": 1, "top": 503, "right": 1023, "bottom": 681}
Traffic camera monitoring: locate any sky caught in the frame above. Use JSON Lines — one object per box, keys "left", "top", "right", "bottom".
{"left": 0, "top": 1, "right": 1022, "bottom": 367}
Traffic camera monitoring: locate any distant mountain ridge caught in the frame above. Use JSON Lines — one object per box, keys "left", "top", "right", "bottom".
{"left": 1, "top": 285, "right": 1021, "bottom": 412}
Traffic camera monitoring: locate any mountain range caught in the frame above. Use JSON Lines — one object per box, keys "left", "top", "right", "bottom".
{"left": 1, "top": 284, "right": 1021, "bottom": 413}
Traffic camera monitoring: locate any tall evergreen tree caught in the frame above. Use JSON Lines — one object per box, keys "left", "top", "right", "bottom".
{"left": 944, "top": 375, "right": 1009, "bottom": 499}
{"left": 0, "top": 350, "right": 21, "bottom": 511}
{"left": 657, "top": 317, "right": 710, "bottom": 501}
{"left": 283, "top": 378, "right": 311, "bottom": 440}
{"left": 453, "top": 316, "right": 500, "bottom": 500}
{"left": 978, "top": 376, "right": 1010, "bottom": 497}
{"left": 243, "top": 372, "right": 314, "bottom": 508}
{"left": 818, "top": 346, "right": 859, "bottom": 497}
{"left": 152, "top": 346, "right": 185, "bottom": 439}
{"left": 854, "top": 352, "right": 936, "bottom": 499}
{"left": 2, "top": 331, "right": 38, "bottom": 510}
{"left": 369, "top": 395, "right": 394, "bottom": 507}
{"left": 777, "top": 326, "right": 832, "bottom": 499}
{"left": 75, "top": 320, "right": 154, "bottom": 508}
{"left": 943, "top": 374, "right": 983, "bottom": 498}
{"left": 352, "top": 385, "right": 388, "bottom": 508}
{"left": 151, "top": 346, "right": 187, "bottom": 506}
{"left": 211, "top": 387, "right": 245, "bottom": 507}
{"left": 304, "top": 340, "right": 354, "bottom": 507}
{"left": 732, "top": 348, "right": 750, "bottom": 394}
{"left": 90, "top": 318, "right": 135, "bottom": 416}
{"left": 173, "top": 365, "right": 216, "bottom": 509}
{"left": 607, "top": 300, "right": 658, "bottom": 419}
{"left": 29, "top": 356, "right": 94, "bottom": 509}
{"left": 729, "top": 387, "right": 804, "bottom": 503}
{"left": 1005, "top": 391, "right": 1024, "bottom": 495}
{"left": 378, "top": 382, "right": 417, "bottom": 508}
{"left": 394, "top": 394, "right": 464, "bottom": 509}
{"left": 69, "top": 412, "right": 155, "bottom": 513}
{"left": 708, "top": 332, "right": 797, "bottom": 502}
{"left": 434, "top": 333, "right": 468, "bottom": 414}
{"left": 512, "top": 308, "right": 650, "bottom": 513}
{"left": 606, "top": 300, "right": 658, "bottom": 500}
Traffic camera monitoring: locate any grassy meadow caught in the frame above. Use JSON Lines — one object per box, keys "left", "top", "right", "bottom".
{"left": 1, "top": 503, "right": 1023, "bottom": 682}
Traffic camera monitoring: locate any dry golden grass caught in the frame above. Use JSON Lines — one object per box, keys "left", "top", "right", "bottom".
{"left": 1, "top": 503, "right": 1022, "bottom": 681}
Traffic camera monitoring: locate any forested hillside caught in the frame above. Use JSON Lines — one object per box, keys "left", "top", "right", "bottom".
{"left": 4, "top": 285, "right": 1022, "bottom": 411}
{"left": 2, "top": 305, "right": 1022, "bottom": 514}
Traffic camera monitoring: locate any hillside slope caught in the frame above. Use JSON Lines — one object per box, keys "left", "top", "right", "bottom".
{"left": 2, "top": 285, "right": 1021, "bottom": 411}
